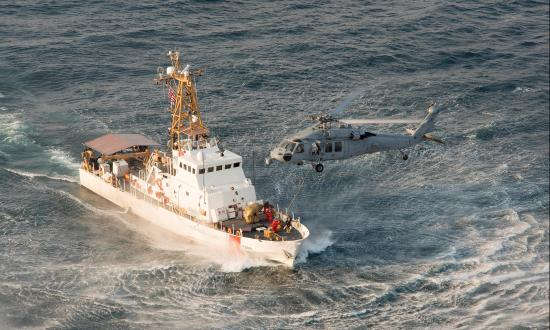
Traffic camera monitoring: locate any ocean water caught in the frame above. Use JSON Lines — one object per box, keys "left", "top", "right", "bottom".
{"left": 0, "top": 1, "right": 548, "bottom": 328}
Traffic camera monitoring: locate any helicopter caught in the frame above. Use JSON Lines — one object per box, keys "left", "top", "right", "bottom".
{"left": 265, "top": 91, "right": 444, "bottom": 172}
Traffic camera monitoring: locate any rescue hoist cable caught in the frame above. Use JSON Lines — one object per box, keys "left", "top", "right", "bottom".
{"left": 287, "top": 175, "right": 305, "bottom": 211}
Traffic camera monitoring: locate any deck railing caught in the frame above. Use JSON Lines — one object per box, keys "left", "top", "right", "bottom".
{"left": 108, "top": 173, "right": 303, "bottom": 241}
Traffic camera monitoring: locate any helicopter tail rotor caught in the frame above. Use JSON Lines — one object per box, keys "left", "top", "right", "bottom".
{"left": 412, "top": 103, "right": 442, "bottom": 138}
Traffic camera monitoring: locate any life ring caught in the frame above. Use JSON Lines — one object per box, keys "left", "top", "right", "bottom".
{"left": 147, "top": 185, "right": 153, "bottom": 195}
{"left": 163, "top": 196, "right": 169, "bottom": 205}
{"left": 237, "top": 229, "right": 243, "bottom": 237}
{"left": 155, "top": 178, "right": 163, "bottom": 190}
{"left": 178, "top": 148, "right": 185, "bottom": 156}
{"left": 124, "top": 173, "right": 130, "bottom": 182}
{"left": 155, "top": 191, "right": 163, "bottom": 199}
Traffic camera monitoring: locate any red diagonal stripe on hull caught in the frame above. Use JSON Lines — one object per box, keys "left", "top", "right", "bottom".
{"left": 228, "top": 234, "right": 242, "bottom": 255}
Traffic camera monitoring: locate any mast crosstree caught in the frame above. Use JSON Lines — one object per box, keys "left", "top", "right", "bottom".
{"left": 155, "top": 50, "right": 208, "bottom": 150}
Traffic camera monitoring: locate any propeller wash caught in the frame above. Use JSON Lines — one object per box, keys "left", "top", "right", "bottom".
{"left": 79, "top": 50, "right": 309, "bottom": 267}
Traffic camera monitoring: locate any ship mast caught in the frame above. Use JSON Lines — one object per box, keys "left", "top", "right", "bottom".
{"left": 155, "top": 50, "right": 208, "bottom": 150}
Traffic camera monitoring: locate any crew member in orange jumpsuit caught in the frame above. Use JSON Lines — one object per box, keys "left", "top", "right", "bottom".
{"left": 270, "top": 218, "right": 282, "bottom": 232}
{"left": 263, "top": 203, "right": 273, "bottom": 223}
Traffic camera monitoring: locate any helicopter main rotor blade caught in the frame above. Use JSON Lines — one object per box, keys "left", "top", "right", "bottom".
{"left": 340, "top": 118, "right": 423, "bottom": 125}
{"left": 330, "top": 89, "right": 365, "bottom": 117}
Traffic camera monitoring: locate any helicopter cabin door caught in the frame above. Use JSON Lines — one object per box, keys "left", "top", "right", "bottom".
{"left": 322, "top": 141, "right": 344, "bottom": 160}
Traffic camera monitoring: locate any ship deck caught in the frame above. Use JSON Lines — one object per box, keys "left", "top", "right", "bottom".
{"left": 221, "top": 218, "right": 303, "bottom": 241}
{"left": 84, "top": 159, "right": 304, "bottom": 242}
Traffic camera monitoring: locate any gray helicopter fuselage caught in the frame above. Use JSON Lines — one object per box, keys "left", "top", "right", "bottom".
{"left": 267, "top": 103, "right": 442, "bottom": 169}
{"left": 269, "top": 123, "right": 422, "bottom": 165}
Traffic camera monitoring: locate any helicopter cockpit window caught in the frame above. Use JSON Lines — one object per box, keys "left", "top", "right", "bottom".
{"left": 325, "top": 143, "right": 333, "bottom": 153}
{"left": 294, "top": 143, "right": 304, "bottom": 153}
{"left": 285, "top": 143, "right": 295, "bottom": 153}
{"left": 278, "top": 141, "right": 289, "bottom": 149}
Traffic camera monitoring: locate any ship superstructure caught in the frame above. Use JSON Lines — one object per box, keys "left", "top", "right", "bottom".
{"left": 79, "top": 51, "right": 309, "bottom": 266}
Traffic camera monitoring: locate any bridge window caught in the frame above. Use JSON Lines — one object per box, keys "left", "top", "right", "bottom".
{"left": 233, "top": 162, "right": 240, "bottom": 167}
{"left": 192, "top": 168, "right": 196, "bottom": 174}
{"left": 225, "top": 164, "right": 231, "bottom": 169}
{"left": 335, "top": 141, "right": 342, "bottom": 152}
{"left": 199, "top": 168, "right": 205, "bottom": 174}
{"left": 183, "top": 164, "right": 188, "bottom": 170}
{"left": 207, "top": 167, "right": 214, "bottom": 173}
{"left": 216, "top": 165, "right": 222, "bottom": 171}
{"left": 179, "top": 162, "right": 182, "bottom": 168}
{"left": 325, "top": 143, "right": 333, "bottom": 153}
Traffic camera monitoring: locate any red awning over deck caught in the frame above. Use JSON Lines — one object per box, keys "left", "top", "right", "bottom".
{"left": 83, "top": 133, "right": 159, "bottom": 155}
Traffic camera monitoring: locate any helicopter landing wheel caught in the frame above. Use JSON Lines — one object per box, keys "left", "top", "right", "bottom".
{"left": 401, "top": 154, "right": 408, "bottom": 161}
{"left": 314, "top": 163, "right": 324, "bottom": 173}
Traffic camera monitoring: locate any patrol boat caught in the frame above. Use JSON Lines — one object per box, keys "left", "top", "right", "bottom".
{"left": 79, "top": 50, "right": 309, "bottom": 267}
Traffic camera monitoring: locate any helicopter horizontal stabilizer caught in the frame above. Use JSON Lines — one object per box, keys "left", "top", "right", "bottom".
{"left": 423, "top": 133, "right": 444, "bottom": 144}
{"left": 405, "top": 129, "right": 444, "bottom": 144}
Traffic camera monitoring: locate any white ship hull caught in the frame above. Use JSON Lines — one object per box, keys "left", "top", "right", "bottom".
{"left": 79, "top": 169, "right": 309, "bottom": 267}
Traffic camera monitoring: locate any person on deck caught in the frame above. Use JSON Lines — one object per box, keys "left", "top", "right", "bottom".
{"left": 263, "top": 202, "right": 273, "bottom": 223}
{"left": 270, "top": 218, "right": 282, "bottom": 232}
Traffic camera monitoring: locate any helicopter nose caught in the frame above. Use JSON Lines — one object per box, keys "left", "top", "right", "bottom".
{"left": 269, "top": 147, "right": 287, "bottom": 162}
{"left": 282, "top": 153, "right": 292, "bottom": 162}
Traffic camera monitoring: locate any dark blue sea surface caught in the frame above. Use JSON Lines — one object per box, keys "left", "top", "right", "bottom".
{"left": 0, "top": 1, "right": 548, "bottom": 328}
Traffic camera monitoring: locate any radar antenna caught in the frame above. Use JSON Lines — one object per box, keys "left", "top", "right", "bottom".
{"left": 154, "top": 50, "right": 207, "bottom": 150}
